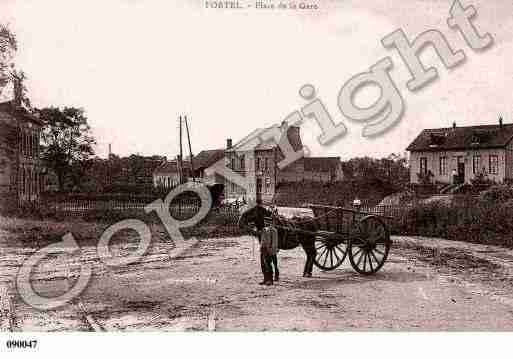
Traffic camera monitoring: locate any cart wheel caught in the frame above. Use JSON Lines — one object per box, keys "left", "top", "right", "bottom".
{"left": 348, "top": 215, "right": 390, "bottom": 275}
{"left": 314, "top": 236, "right": 347, "bottom": 271}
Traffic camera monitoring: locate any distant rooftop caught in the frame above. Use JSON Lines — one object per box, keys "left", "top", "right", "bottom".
{"left": 229, "top": 124, "right": 303, "bottom": 152}
{"left": 0, "top": 100, "right": 44, "bottom": 126}
{"left": 304, "top": 157, "right": 341, "bottom": 172}
{"left": 407, "top": 121, "right": 513, "bottom": 152}
{"left": 193, "top": 149, "right": 225, "bottom": 169}
{"left": 154, "top": 160, "right": 191, "bottom": 175}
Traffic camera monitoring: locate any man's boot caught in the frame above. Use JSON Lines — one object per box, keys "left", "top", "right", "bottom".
{"left": 259, "top": 272, "right": 271, "bottom": 285}
{"left": 263, "top": 273, "right": 273, "bottom": 286}
{"left": 274, "top": 272, "right": 279, "bottom": 282}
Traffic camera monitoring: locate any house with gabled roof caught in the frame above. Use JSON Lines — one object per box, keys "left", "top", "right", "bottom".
{"left": 191, "top": 149, "right": 225, "bottom": 184}
{"left": 153, "top": 149, "right": 226, "bottom": 189}
{"left": 407, "top": 118, "right": 513, "bottom": 185}
{"left": 153, "top": 160, "right": 191, "bottom": 189}
{"left": 224, "top": 123, "right": 344, "bottom": 202}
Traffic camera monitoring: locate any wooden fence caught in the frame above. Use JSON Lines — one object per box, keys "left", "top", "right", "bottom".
{"left": 44, "top": 195, "right": 243, "bottom": 222}
{"left": 42, "top": 193, "right": 408, "bottom": 232}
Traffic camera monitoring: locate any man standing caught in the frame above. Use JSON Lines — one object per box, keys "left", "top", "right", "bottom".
{"left": 238, "top": 197, "right": 277, "bottom": 286}
{"left": 451, "top": 168, "right": 458, "bottom": 184}
{"left": 260, "top": 219, "right": 280, "bottom": 285}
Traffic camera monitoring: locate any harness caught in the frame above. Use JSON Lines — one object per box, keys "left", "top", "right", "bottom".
{"left": 240, "top": 205, "right": 341, "bottom": 248}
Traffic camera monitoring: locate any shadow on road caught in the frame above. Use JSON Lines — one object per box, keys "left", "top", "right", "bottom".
{"left": 285, "top": 270, "right": 430, "bottom": 290}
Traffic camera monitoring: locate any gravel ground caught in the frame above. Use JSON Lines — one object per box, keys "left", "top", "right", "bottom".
{"left": 2, "top": 229, "right": 513, "bottom": 331}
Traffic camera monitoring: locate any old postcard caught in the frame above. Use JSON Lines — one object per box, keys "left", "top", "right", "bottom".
{"left": 0, "top": 0, "right": 511, "bottom": 357}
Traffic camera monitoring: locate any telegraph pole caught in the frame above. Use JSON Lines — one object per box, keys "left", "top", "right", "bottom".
{"left": 178, "top": 115, "right": 184, "bottom": 184}
{"left": 184, "top": 115, "right": 195, "bottom": 182}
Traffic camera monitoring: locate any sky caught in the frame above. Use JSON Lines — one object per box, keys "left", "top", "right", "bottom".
{"left": 1, "top": 0, "right": 512, "bottom": 160}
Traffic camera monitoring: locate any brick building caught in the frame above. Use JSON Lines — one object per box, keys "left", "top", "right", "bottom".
{"left": 0, "top": 99, "right": 43, "bottom": 213}
{"left": 224, "top": 124, "right": 344, "bottom": 202}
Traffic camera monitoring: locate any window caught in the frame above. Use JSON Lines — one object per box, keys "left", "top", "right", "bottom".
{"left": 34, "top": 131, "right": 38, "bottom": 156}
{"left": 28, "top": 132, "right": 32, "bottom": 157}
{"left": 230, "top": 158, "right": 235, "bottom": 170}
{"left": 472, "top": 155, "right": 481, "bottom": 174}
{"left": 240, "top": 155, "right": 245, "bottom": 170}
{"left": 256, "top": 178, "right": 263, "bottom": 194}
{"left": 18, "top": 130, "right": 22, "bottom": 155}
{"left": 256, "top": 157, "right": 261, "bottom": 171}
{"left": 489, "top": 155, "right": 499, "bottom": 175}
{"left": 21, "top": 132, "right": 25, "bottom": 156}
{"left": 264, "top": 158, "right": 269, "bottom": 171}
{"left": 265, "top": 177, "right": 271, "bottom": 193}
{"left": 21, "top": 167, "right": 25, "bottom": 196}
{"left": 439, "top": 156, "right": 447, "bottom": 176}
{"left": 25, "top": 133, "right": 32, "bottom": 157}
{"left": 27, "top": 169, "right": 32, "bottom": 199}
{"left": 34, "top": 170, "right": 38, "bottom": 197}
{"left": 32, "top": 132, "right": 36, "bottom": 157}
{"left": 419, "top": 157, "right": 427, "bottom": 175}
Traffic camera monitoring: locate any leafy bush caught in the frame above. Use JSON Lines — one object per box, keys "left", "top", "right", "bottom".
{"left": 470, "top": 172, "right": 495, "bottom": 187}
{"left": 274, "top": 180, "right": 394, "bottom": 207}
{"left": 396, "top": 201, "right": 454, "bottom": 237}
{"left": 395, "top": 195, "right": 513, "bottom": 248}
{"left": 417, "top": 171, "right": 434, "bottom": 185}
{"left": 479, "top": 185, "right": 513, "bottom": 204}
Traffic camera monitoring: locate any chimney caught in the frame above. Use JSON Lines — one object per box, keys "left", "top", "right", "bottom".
{"left": 226, "top": 138, "right": 232, "bottom": 149}
{"left": 13, "top": 76, "right": 22, "bottom": 107}
{"left": 286, "top": 126, "right": 302, "bottom": 151}
{"left": 499, "top": 116, "right": 503, "bottom": 128}
{"left": 452, "top": 122, "right": 456, "bottom": 129}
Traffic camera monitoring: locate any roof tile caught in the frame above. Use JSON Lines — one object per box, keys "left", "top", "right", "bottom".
{"left": 407, "top": 123, "right": 513, "bottom": 152}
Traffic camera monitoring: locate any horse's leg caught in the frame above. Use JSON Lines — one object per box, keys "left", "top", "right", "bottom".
{"left": 272, "top": 255, "right": 279, "bottom": 281}
{"left": 301, "top": 238, "right": 316, "bottom": 277}
{"left": 307, "top": 236, "right": 317, "bottom": 276}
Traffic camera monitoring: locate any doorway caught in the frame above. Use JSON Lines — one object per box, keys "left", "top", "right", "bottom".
{"left": 457, "top": 156, "right": 465, "bottom": 184}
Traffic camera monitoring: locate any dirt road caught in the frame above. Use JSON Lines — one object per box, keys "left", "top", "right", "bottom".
{"left": 2, "top": 233, "right": 513, "bottom": 331}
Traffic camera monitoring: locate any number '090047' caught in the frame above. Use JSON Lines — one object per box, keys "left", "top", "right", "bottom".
{"left": 6, "top": 340, "right": 38, "bottom": 349}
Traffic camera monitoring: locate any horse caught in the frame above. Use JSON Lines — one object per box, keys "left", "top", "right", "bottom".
{"left": 238, "top": 205, "right": 318, "bottom": 277}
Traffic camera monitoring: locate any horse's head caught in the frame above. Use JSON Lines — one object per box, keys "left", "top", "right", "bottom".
{"left": 269, "top": 210, "right": 288, "bottom": 225}
{"left": 289, "top": 216, "right": 318, "bottom": 232}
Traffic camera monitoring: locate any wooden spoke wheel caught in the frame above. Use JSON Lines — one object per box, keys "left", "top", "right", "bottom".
{"left": 313, "top": 235, "right": 347, "bottom": 271}
{"left": 348, "top": 215, "right": 391, "bottom": 275}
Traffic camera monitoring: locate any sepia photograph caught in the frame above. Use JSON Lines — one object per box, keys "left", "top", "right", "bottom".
{"left": 0, "top": 0, "right": 511, "bottom": 357}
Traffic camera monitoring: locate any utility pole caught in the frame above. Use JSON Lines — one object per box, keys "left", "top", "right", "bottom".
{"left": 185, "top": 115, "right": 195, "bottom": 182}
{"left": 178, "top": 115, "right": 184, "bottom": 184}
{"left": 108, "top": 143, "right": 112, "bottom": 186}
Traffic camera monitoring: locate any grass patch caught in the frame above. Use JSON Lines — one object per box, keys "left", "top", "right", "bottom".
{"left": 0, "top": 209, "right": 243, "bottom": 250}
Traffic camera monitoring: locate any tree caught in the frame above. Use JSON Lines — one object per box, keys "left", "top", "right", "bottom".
{"left": 10, "top": 70, "right": 31, "bottom": 108}
{"left": 0, "top": 24, "right": 16, "bottom": 94}
{"left": 0, "top": 25, "right": 33, "bottom": 108}
{"left": 341, "top": 153, "right": 409, "bottom": 193}
{"left": 38, "top": 107, "right": 96, "bottom": 191}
